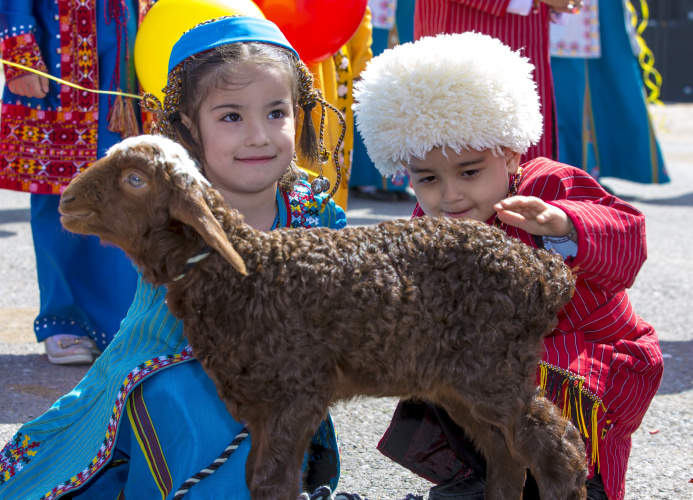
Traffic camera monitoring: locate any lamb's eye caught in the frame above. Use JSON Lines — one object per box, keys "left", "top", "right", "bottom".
{"left": 127, "top": 173, "right": 145, "bottom": 187}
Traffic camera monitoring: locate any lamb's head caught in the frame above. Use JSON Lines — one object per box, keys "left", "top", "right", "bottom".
{"left": 59, "top": 134, "right": 247, "bottom": 281}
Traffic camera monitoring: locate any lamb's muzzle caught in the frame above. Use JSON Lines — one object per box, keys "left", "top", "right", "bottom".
{"left": 59, "top": 134, "right": 587, "bottom": 500}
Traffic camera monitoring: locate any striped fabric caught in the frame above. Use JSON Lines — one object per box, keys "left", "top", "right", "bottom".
{"left": 414, "top": 0, "right": 557, "bottom": 162}
{"left": 128, "top": 384, "right": 174, "bottom": 499}
{"left": 411, "top": 158, "right": 662, "bottom": 500}
{"left": 511, "top": 159, "right": 661, "bottom": 500}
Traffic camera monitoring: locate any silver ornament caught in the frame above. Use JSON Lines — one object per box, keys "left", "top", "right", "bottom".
{"left": 311, "top": 178, "right": 324, "bottom": 195}
{"left": 320, "top": 177, "right": 331, "bottom": 192}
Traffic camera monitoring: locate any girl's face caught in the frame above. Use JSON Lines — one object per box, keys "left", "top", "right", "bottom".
{"left": 188, "top": 63, "right": 296, "bottom": 201}
{"left": 405, "top": 146, "right": 521, "bottom": 222}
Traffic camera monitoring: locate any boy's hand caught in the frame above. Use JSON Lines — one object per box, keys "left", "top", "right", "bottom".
{"left": 494, "top": 196, "right": 576, "bottom": 240}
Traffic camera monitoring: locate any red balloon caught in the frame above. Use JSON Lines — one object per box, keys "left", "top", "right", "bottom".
{"left": 254, "top": 0, "right": 368, "bottom": 64}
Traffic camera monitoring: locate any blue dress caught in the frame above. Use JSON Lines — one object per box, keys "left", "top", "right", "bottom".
{"left": 350, "top": 0, "right": 415, "bottom": 193}
{"left": 550, "top": 0, "right": 668, "bottom": 184}
{"left": 0, "top": 181, "right": 346, "bottom": 500}
{"left": 0, "top": 0, "right": 143, "bottom": 348}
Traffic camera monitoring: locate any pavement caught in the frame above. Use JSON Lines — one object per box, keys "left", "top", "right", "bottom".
{"left": 0, "top": 103, "right": 692, "bottom": 498}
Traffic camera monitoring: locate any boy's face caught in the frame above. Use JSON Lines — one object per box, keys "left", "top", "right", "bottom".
{"left": 405, "top": 146, "right": 521, "bottom": 222}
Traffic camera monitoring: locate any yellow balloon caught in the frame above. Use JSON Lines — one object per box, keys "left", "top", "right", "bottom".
{"left": 135, "top": 0, "right": 265, "bottom": 102}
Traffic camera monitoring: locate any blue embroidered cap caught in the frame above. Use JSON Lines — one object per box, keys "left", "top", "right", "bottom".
{"left": 168, "top": 16, "right": 299, "bottom": 72}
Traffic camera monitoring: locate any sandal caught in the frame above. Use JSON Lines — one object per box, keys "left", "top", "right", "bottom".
{"left": 44, "top": 334, "right": 96, "bottom": 365}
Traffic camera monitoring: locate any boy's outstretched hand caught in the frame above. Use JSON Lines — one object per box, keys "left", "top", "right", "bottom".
{"left": 494, "top": 196, "right": 577, "bottom": 241}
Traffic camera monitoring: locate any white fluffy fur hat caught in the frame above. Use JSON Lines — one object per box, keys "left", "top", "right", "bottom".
{"left": 353, "top": 32, "right": 543, "bottom": 177}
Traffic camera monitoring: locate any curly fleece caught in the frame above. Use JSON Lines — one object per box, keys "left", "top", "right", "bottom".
{"left": 353, "top": 32, "right": 543, "bottom": 177}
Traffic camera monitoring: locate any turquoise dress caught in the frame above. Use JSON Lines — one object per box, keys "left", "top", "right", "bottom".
{"left": 0, "top": 181, "right": 346, "bottom": 500}
{"left": 550, "top": 0, "right": 668, "bottom": 184}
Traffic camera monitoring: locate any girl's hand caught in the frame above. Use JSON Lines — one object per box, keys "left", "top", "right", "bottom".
{"left": 7, "top": 74, "right": 50, "bottom": 98}
{"left": 494, "top": 195, "right": 575, "bottom": 239}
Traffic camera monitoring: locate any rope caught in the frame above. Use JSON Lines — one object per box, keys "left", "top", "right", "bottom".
{"left": 0, "top": 59, "right": 142, "bottom": 100}
{"left": 172, "top": 426, "right": 249, "bottom": 499}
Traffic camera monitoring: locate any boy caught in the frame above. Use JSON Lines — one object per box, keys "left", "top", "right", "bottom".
{"left": 353, "top": 32, "right": 662, "bottom": 500}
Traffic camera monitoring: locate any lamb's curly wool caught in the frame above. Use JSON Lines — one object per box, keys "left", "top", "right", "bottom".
{"left": 59, "top": 135, "right": 587, "bottom": 500}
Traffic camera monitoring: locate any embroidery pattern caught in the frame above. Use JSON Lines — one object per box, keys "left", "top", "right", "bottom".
{"left": 0, "top": 433, "right": 41, "bottom": 485}
{"left": 0, "top": 0, "right": 100, "bottom": 194}
{"left": 0, "top": 33, "right": 48, "bottom": 80}
{"left": 289, "top": 183, "right": 321, "bottom": 228}
{"left": 37, "top": 347, "right": 194, "bottom": 500}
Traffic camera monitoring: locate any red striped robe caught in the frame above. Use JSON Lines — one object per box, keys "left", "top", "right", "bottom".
{"left": 410, "top": 158, "right": 662, "bottom": 500}
{"left": 414, "top": 0, "right": 557, "bottom": 161}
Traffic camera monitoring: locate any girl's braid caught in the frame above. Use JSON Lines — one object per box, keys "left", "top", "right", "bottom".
{"left": 296, "top": 60, "right": 346, "bottom": 211}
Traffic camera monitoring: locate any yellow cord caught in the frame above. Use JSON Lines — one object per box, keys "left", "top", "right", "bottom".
{"left": 0, "top": 58, "right": 142, "bottom": 100}
{"left": 625, "top": 0, "right": 664, "bottom": 106}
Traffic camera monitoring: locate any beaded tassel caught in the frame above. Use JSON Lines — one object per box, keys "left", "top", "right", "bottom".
{"left": 538, "top": 360, "right": 606, "bottom": 470}
{"left": 105, "top": 0, "right": 139, "bottom": 139}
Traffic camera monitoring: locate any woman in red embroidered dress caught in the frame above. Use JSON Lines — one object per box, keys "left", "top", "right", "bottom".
{"left": 0, "top": 0, "right": 156, "bottom": 363}
{"left": 353, "top": 32, "right": 662, "bottom": 500}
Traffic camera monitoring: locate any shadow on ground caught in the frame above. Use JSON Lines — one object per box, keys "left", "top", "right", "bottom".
{"left": 0, "top": 353, "right": 88, "bottom": 424}
{"left": 654, "top": 339, "right": 693, "bottom": 395}
{"left": 616, "top": 192, "right": 693, "bottom": 207}
{"left": 0, "top": 208, "right": 30, "bottom": 224}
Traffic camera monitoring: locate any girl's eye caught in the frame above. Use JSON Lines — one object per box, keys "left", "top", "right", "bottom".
{"left": 461, "top": 169, "right": 480, "bottom": 178}
{"left": 268, "top": 109, "right": 285, "bottom": 119}
{"left": 126, "top": 173, "right": 145, "bottom": 187}
{"left": 222, "top": 113, "right": 241, "bottom": 122}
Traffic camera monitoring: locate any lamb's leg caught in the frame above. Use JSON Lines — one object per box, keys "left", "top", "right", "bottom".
{"left": 512, "top": 393, "right": 588, "bottom": 500}
{"left": 244, "top": 406, "right": 325, "bottom": 500}
{"left": 436, "top": 396, "right": 526, "bottom": 500}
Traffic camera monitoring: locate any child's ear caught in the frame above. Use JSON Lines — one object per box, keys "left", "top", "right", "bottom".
{"left": 503, "top": 149, "right": 522, "bottom": 175}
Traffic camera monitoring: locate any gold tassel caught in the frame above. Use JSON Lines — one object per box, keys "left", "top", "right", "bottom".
{"left": 592, "top": 408, "right": 601, "bottom": 470}
{"left": 562, "top": 379, "right": 570, "bottom": 420}
{"left": 538, "top": 361, "right": 605, "bottom": 470}
{"left": 576, "top": 379, "right": 589, "bottom": 438}
{"left": 539, "top": 362, "right": 547, "bottom": 390}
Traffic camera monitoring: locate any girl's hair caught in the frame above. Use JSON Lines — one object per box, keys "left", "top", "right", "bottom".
{"left": 145, "top": 42, "right": 334, "bottom": 193}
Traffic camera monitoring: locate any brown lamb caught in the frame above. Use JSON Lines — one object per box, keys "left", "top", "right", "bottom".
{"left": 59, "top": 135, "right": 588, "bottom": 500}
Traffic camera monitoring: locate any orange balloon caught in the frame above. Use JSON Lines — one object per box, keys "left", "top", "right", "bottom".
{"left": 135, "top": 0, "right": 265, "bottom": 102}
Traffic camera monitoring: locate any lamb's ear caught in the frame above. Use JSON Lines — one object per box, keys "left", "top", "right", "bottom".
{"left": 169, "top": 191, "right": 248, "bottom": 276}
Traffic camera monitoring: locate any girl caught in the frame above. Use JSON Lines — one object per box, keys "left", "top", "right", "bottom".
{"left": 353, "top": 32, "right": 663, "bottom": 500}
{"left": 0, "top": 16, "right": 345, "bottom": 500}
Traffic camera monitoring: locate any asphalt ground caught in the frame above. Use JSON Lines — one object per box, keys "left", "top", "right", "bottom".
{"left": 0, "top": 103, "right": 691, "bottom": 499}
